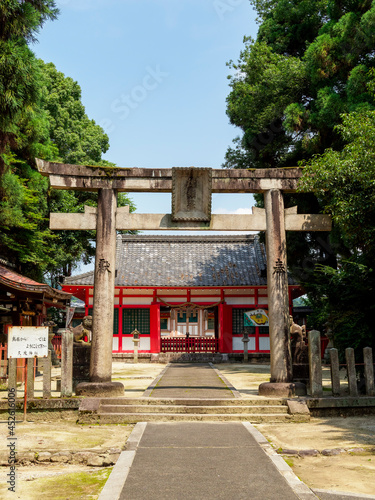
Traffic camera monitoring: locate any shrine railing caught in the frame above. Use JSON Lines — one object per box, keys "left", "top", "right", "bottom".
{"left": 161, "top": 337, "right": 219, "bottom": 353}
{"left": 51, "top": 335, "right": 62, "bottom": 359}
{"left": 0, "top": 344, "right": 37, "bottom": 383}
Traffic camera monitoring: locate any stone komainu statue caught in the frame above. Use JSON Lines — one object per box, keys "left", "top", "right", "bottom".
{"left": 290, "top": 315, "right": 307, "bottom": 364}
{"left": 70, "top": 315, "right": 92, "bottom": 344}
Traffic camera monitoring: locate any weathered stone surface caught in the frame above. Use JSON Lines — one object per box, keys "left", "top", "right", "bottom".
{"left": 73, "top": 343, "right": 91, "bottom": 390}
{"left": 36, "top": 159, "right": 305, "bottom": 194}
{"left": 264, "top": 189, "right": 292, "bottom": 384}
{"left": 280, "top": 449, "right": 299, "bottom": 456}
{"left": 87, "top": 454, "right": 104, "bottom": 467}
{"left": 78, "top": 398, "right": 101, "bottom": 413}
{"left": 37, "top": 452, "right": 51, "bottom": 462}
{"left": 259, "top": 382, "right": 306, "bottom": 397}
{"left": 102, "top": 453, "right": 120, "bottom": 466}
{"left": 20, "top": 452, "right": 36, "bottom": 463}
{"left": 61, "top": 329, "right": 73, "bottom": 397}
{"left": 309, "top": 330, "right": 323, "bottom": 397}
{"left": 106, "top": 448, "right": 122, "bottom": 454}
{"left": 346, "top": 348, "right": 358, "bottom": 397}
{"left": 75, "top": 381, "right": 124, "bottom": 397}
{"left": 172, "top": 167, "right": 212, "bottom": 222}
{"left": 89, "top": 188, "right": 117, "bottom": 387}
{"left": 50, "top": 451, "right": 72, "bottom": 463}
{"left": 364, "top": 347, "right": 375, "bottom": 396}
{"left": 43, "top": 351, "right": 52, "bottom": 398}
{"left": 299, "top": 449, "right": 320, "bottom": 457}
{"left": 287, "top": 400, "right": 310, "bottom": 415}
{"left": 321, "top": 449, "right": 345, "bottom": 456}
{"left": 347, "top": 447, "right": 366, "bottom": 454}
{"left": 71, "top": 451, "right": 95, "bottom": 464}
{"left": 329, "top": 348, "right": 341, "bottom": 397}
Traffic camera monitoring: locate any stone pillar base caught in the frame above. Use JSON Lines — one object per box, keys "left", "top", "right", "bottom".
{"left": 75, "top": 381, "right": 124, "bottom": 397}
{"left": 258, "top": 382, "right": 306, "bottom": 397}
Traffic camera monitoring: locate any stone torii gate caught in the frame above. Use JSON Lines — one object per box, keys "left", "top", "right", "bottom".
{"left": 36, "top": 159, "right": 331, "bottom": 397}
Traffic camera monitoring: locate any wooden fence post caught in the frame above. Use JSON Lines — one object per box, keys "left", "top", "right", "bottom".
{"left": 8, "top": 358, "right": 17, "bottom": 396}
{"left": 363, "top": 347, "right": 374, "bottom": 397}
{"left": 308, "top": 330, "right": 323, "bottom": 397}
{"left": 61, "top": 329, "right": 73, "bottom": 397}
{"left": 329, "top": 348, "right": 341, "bottom": 397}
{"left": 26, "top": 358, "right": 34, "bottom": 399}
{"left": 345, "top": 347, "right": 358, "bottom": 397}
{"left": 43, "top": 350, "right": 52, "bottom": 399}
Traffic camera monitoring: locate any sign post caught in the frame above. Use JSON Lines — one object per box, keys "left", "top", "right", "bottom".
{"left": 7, "top": 327, "right": 49, "bottom": 422}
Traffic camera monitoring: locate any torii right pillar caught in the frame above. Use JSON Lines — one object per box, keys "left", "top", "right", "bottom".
{"left": 259, "top": 189, "right": 306, "bottom": 397}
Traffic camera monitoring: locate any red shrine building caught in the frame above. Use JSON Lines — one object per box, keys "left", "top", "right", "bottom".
{"left": 63, "top": 235, "right": 302, "bottom": 357}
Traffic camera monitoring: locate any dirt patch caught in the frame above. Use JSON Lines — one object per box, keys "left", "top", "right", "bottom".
{"left": 290, "top": 455, "right": 375, "bottom": 496}
{"left": 0, "top": 466, "right": 112, "bottom": 500}
{"left": 256, "top": 416, "right": 375, "bottom": 495}
{"left": 256, "top": 417, "right": 375, "bottom": 450}
{"left": 112, "top": 362, "right": 167, "bottom": 397}
{"left": 0, "top": 418, "right": 133, "bottom": 453}
{"left": 214, "top": 363, "right": 271, "bottom": 397}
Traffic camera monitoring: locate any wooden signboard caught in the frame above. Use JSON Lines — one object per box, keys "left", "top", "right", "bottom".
{"left": 7, "top": 326, "right": 49, "bottom": 359}
{"left": 7, "top": 326, "right": 49, "bottom": 422}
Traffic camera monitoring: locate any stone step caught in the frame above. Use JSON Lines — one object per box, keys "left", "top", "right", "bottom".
{"left": 96, "top": 397, "right": 286, "bottom": 407}
{"left": 88, "top": 412, "right": 309, "bottom": 424}
{"left": 99, "top": 404, "right": 288, "bottom": 415}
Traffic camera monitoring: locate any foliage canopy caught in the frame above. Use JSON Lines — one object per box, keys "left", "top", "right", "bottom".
{"left": 225, "top": 0, "right": 375, "bottom": 358}
{"left": 0, "top": 4, "right": 135, "bottom": 286}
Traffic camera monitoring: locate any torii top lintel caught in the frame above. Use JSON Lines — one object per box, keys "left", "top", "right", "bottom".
{"left": 35, "top": 159, "right": 303, "bottom": 194}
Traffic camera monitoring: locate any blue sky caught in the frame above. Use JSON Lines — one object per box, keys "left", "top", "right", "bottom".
{"left": 33, "top": 1, "right": 259, "bottom": 270}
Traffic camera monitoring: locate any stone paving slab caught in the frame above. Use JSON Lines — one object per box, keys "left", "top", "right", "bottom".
{"left": 149, "top": 363, "right": 234, "bottom": 399}
{"left": 119, "top": 422, "right": 306, "bottom": 500}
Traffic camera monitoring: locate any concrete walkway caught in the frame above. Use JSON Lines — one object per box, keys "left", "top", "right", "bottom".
{"left": 118, "top": 422, "right": 315, "bottom": 500}
{"left": 148, "top": 363, "right": 234, "bottom": 399}
{"left": 99, "top": 364, "right": 317, "bottom": 499}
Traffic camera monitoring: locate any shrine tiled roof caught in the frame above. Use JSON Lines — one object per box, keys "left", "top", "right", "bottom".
{"left": 0, "top": 264, "right": 71, "bottom": 300}
{"left": 64, "top": 235, "right": 296, "bottom": 288}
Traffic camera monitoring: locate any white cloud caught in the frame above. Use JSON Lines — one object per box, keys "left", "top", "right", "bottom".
{"left": 212, "top": 207, "right": 252, "bottom": 215}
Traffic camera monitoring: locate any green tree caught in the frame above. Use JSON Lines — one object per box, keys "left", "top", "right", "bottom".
{"left": 224, "top": 0, "right": 375, "bottom": 359}
{"left": 0, "top": 1, "right": 58, "bottom": 173}
{"left": 298, "top": 111, "right": 375, "bottom": 357}
{"left": 1, "top": 60, "right": 136, "bottom": 285}
{"left": 225, "top": 0, "right": 375, "bottom": 170}
{"left": 40, "top": 62, "right": 109, "bottom": 165}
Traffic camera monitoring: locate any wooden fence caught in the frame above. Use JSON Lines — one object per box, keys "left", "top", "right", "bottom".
{"left": 161, "top": 337, "right": 219, "bottom": 353}
{"left": 51, "top": 335, "right": 62, "bottom": 359}
{"left": 0, "top": 344, "right": 37, "bottom": 383}
{"left": 308, "top": 331, "right": 375, "bottom": 397}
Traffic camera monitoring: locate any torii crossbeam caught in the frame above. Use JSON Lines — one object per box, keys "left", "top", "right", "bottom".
{"left": 36, "top": 159, "right": 331, "bottom": 397}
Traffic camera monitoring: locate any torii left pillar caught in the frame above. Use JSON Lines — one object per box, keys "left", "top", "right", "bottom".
{"left": 77, "top": 188, "right": 124, "bottom": 396}
{"left": 78, "top": 189, "right": 123, "bottom": 395}
{"left": 71, "top": 186, "right": 124, "bottom": 397}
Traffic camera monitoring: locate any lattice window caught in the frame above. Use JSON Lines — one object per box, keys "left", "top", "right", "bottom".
{"left": 160, "top": 318, "right": 169, "bottom": 330}
{"left": 122, "top": 308, "right": 150, "bottom": 335}
{"left": 113, "top": 309, "right": 119, "bottom": 335}
{"left": 176, "top": 312, "right": 198, "bottom": 324}
{"left": 232, "top": 308, "right": 255, "bottom": 335}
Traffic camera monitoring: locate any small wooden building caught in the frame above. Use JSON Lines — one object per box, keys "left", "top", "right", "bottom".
{"left": 63, "top": 235, "right": 301, "bottom": 356}
{"left": 0, "top": 262, "right": 71, "bottom": 341}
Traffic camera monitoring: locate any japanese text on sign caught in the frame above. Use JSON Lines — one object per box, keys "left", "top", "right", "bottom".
{"left": 7, "top": 326, "right": 49, "bottom": 358}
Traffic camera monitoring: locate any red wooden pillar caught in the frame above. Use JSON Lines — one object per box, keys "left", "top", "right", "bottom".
{"left": 150, "top": 303, "right": 161, "bottom": 353}
{"left": 218, "top": 304, "right": 232, "bottom": 353}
